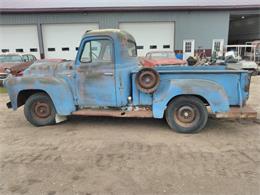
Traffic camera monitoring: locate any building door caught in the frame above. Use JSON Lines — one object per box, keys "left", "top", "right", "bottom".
{"left": 0, "top": 25, "right": 40, "bottom": 58}
{"left": 119, "top": 22, "right": 175, "bottom": 56}
{"left": 183, "top": 40, "right": 195, "bottom": 60}
{"left": 212, "top": 39, "right": 224, "bottom": 57}
{"left": 42, "top": 23, "right": 99, "bottom": 60}
{"left": 76, "top": 37, "right": 117, "bottom": 107}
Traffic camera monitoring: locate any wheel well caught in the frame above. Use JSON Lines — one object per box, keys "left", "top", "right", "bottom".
{"left": 163, "top": 94, "right": 210, "bottom": 118}
{"left": 167, "top": 94, "right": 210, "bottom": 106}
{"left": 17, "top": 89, "right": 48, "bottom": 108}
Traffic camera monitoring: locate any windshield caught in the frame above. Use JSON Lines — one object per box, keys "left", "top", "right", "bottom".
{"left": 149, "top": 52, "right": 176, "bottom": 59}
{"left": 0, "top": 55, "right": 23, "bottom": 63}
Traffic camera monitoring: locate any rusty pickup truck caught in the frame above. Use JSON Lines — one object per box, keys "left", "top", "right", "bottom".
{"left": 3, "top": 29, "right": 257, "bottom": 133}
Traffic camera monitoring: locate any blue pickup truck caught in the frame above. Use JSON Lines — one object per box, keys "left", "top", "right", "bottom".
{"left": 3, "top": 29, "right": 257, "bottom": 133}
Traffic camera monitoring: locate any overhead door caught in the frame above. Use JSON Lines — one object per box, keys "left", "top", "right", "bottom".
{"left": 42, "top": 23, "right": 99, "bottom": 60}
{"left": 120, "top": 22, "right": 175, "bottom": 56}
{"left": 0, "top": 25, "right": 40, "bottom": 58}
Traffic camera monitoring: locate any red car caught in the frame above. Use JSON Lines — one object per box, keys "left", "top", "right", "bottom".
{"left": 140, "top": 51, "right": 186, "bottom": 67}
{"left": 0, "top": 53, "right": 37, "bottom": 86}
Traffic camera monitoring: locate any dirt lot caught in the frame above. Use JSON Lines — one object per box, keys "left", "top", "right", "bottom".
{"left": 0, "top": 77, "right": 260, "bottom": 195}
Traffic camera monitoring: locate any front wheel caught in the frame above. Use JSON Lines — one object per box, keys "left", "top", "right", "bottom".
{"left": 24, "top": 93, "right": 56, "bottom": 126}
{"left": 165, "top": 96, "right": 208, "bottom": 133}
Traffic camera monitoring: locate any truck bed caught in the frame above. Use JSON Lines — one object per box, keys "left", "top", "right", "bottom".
{"left": 132, "top": 65, "right": 250, "bottom": 108}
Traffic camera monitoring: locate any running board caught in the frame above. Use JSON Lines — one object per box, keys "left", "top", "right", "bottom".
{"left": 213, "top": 106, "right": 257, "bottom": 119}
{"left": 72, "top": 108, "right": 153, "bottom": 118}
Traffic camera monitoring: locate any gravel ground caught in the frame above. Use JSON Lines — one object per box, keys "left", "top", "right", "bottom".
{"left": 0, "top": 77, "right": 259, "bottom": 195}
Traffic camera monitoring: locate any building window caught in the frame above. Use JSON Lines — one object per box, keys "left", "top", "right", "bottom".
{"left": 150, "top": 45, "right": 157, "bottom": 49}
{"left": 137, "top": 46, "right": 144, "bottom": 50}
{"left": 75, "top": 47, "right": 79, "bottom": 51}
{"left": 1, "top": 49, "right": 9, "bottom": 53}
{"left": 48, "top": 48, "right": 55, "bottom": 52}
{"left": 62, "top": 47, "right": 69, "bottom": 51}
{"left": 214, "top": 42, "right": 221, "bottom": 52}
{"left": 30, "top": 48, "right": 38, "bottom": 52}
{"left": 185, "top": 42, "right": 192, "bottom": 52}
{"left": 163, "top": 45, "right": 170, "bottom": 49}
{"left": 16, "top": 48, "right": 24, "bottom": 52}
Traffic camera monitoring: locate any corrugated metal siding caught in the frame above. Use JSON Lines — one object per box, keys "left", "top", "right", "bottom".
{"left": 2, "top": 0, "right": 260, "bottom": 8}
{"left": 0, "top": 11, "right": 230, "bottom": 50}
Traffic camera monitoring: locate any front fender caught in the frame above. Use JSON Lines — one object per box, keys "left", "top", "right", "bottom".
{"left": 152, "top": 79, "right": 230, "bottom": 118}
{"left": 5, "top": 76, "right": 76, "bottom": 115}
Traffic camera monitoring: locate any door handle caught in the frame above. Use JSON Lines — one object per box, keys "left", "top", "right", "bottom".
{"left": 103, "top": 72, "right": 114, "bottom": 76}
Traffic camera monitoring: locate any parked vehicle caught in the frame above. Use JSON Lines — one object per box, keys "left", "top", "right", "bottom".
{"left": 140, "top": 51, "right": 186, "bottom": 67}
{"left": 225, "top": 45, "right": 258, "bottom": 75}
{"left": 4, "top": 29, "right": 257, "bottom": 133}
{"left": 246, "top": 40, "right": 260, "bottom": 65}
{"left": 0, "top": 53, "right": 37, "bottom": 86}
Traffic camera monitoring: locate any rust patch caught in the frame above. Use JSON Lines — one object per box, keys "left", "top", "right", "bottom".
{"left": 72, "top": 107, "right": 153, "bottom": 118}
{"left": 214, "top": 105, "right": 257, "bottom": 119}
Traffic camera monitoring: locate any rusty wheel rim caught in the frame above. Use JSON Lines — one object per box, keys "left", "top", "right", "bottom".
{"left": 173, "top": 105, "right": 199, "bottom": 128}
{"left": 139, "top": 71, "right": 157, "bottom": 89}
{"left": 33, "top": 101, "right": 51, "bottom": 118}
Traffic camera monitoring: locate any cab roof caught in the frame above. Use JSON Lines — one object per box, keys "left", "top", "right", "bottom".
{"left": 82, "top": 29, "right": 136, "bottom": 43}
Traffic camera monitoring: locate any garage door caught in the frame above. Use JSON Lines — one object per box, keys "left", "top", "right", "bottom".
{"left": 0, "top": 25, "right": 40, "bottom": 58}
{"left": 42, "top": 23, "right": 99, "bottom": 60}
{"left": 119, "top": 22, "right": 175, "bottom": 56}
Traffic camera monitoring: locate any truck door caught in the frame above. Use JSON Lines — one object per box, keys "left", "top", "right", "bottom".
{"left": 76, "top": 37, "right": 117, "bottom": 107}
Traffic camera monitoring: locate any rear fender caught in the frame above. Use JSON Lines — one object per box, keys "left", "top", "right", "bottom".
{"left": 152, "top": 79, "right": 230, "bottom": 118}
{"left": 5, "top": 76, "right": 76, "bottom": 115}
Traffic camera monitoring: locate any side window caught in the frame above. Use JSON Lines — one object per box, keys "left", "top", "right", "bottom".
{"left": 28, "top": 55, "right": 34, "bottom": 61}
{"left": 80, "top": 39, "right": 113, "bottom": 64}
{"left": 127, "top": 41, "right": 137, "bottom": 57}
{"left": 81, "top": 42, "right": 91, "bottom": 63}
{"left": 22, "top": 55, "right": 29, "bottom": 62}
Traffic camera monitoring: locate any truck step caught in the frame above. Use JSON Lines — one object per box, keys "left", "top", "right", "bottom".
{"left": 72, "top": 108, "right": 153, "bottom": 118}
{"left": 214, "top": 105, "right": 257, "bottom": 119}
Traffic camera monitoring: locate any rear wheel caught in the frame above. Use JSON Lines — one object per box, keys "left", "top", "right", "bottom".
{"left": 24, "top": 93, "right": 56, "bottom": 126}
{"left": 165, "top": 96, "right": 208, "bottom": 133}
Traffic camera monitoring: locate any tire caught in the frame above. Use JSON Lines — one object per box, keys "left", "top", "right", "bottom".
{"left": 135, "top": 68, "right": 160, "bottom": 93}
{"left": 24, "top": 93, "right": 56, "bottom": 126}
{"left": 165, "top": 96, "right": 208, "bottom": 133}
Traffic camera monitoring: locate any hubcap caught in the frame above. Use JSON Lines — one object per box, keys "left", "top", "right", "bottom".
{"left": 174, "top": 105, "right": 199, "bottom": 127}
{"left": 34, "top": 101, "right": 51, "bottom": 118}
{"left": 139, "top": 72, "right": 156, "bottom": 89}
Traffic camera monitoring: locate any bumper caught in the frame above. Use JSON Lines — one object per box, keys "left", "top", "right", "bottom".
{"left": 214, "top": 105, "right": 257, "bottom": 119}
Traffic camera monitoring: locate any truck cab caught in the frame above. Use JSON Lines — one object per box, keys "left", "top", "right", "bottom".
{"left": 75, "top": 29, "right": 138, "bottom": 108}
{"left": 4, "top": 29, "right": 256, "bottom": 133}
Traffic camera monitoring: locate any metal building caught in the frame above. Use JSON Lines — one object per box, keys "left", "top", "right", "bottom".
{"left": 0, "top": 0, "right": 259, "bottom": 59}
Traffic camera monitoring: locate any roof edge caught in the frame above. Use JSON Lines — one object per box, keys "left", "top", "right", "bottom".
{"left": 1, "top": 5, "right": 260, "bottom": 14}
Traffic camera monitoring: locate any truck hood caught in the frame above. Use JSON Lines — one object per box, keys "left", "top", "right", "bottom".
{"left": 23, "top": 59, "right": 74, "bottom": 76}
{"left": 140, "top": 58, "right": 187, "bottom": 67}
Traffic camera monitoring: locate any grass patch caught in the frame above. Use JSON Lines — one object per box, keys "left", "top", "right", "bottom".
{"left": 0, "top": 87, "right": 7, "bottom": 93}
